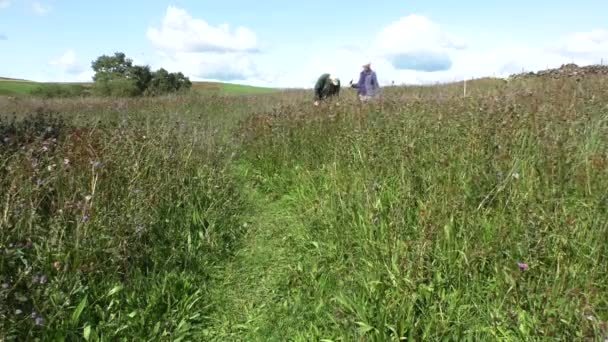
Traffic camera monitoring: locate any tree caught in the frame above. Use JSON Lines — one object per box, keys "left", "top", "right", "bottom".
{"left": 145, "top": 68, "right": 192, "bottom": 96}
{"left": 91, "top": 52, "right": 133, "bottom": 80}
{"left": 91, "top": 52, "right": 191, "bottom": 97}
{"left": 130, "top": 65, "right": 153, "bottom": 95}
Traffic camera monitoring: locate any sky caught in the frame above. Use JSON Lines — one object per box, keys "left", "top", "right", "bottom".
{"left": 1, "top": 0, "right": 608, "bottom": 87}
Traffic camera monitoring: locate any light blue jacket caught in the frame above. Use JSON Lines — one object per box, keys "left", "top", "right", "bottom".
{"left": 355, "top": 70, "right": 379, "bottom": 96}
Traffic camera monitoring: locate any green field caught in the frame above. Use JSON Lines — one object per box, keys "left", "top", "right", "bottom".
{"left": 0, "top": 78, "right": 277, "bottom": 96}
{"left": 193, "top": 81, "right": 278, "bottom": 95}
{"left": 0, "top": 79, "right": 40, "bottom": 95}
{"left": 1, "top": 75, "right": 607, "bottom": 340}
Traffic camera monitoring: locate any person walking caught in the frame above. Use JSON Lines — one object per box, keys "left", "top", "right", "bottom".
{"left": 350, "top": 63, "right": 380, "bottom": 102}
{"left": 313, "top": 73, "right": 341, "bottom": 106}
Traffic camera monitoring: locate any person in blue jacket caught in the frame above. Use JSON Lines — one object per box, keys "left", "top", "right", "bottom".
{"left": 350, "top": 62, "right": 380, "bottom": 102}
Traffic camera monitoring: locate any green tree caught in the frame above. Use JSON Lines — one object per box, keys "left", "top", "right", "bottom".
{"left": 91, "top": 52, "right": 133, "bottom": 80}
{"left": 130, "top": 65, "right": 153, "bottom": 95}
{"left": 146, "top": 68, "right": 192, "bottom": 96}
{"left": 91, "top": 52, "right": 191, "bottom": 97}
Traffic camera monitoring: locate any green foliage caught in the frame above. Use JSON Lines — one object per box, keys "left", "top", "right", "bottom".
{"left": 0, "top": 99, "right": 251, "bottom": 340}
{"left": 91, "top": 52, "right": 191, "bottom": 97}
{"left": 31, "top": 83, "right": 88, "bottom": 98}
{"left": 130, "top": 65, "right": 153, "bottom": 94}
{"left": 91, "top": 52, "right": 133, "bottom": 80}
{"left": 1, "top": 76, "right": 607, "bottom": 340}
{"left": 92, "top": 77, "right": 139, "bottom": 97}
{"left": 145, "top": 68, "right": 192, "bottom": 96}
{"left": 0, "top": 80, "right": 40, "bottom": 95}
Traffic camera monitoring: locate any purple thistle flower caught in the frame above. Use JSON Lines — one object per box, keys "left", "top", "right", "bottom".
{"left": 81, "top": 214, "right": 90, "bottom": 223}
{"left": 518, "top": 262, "right": 529, "bottom": 271}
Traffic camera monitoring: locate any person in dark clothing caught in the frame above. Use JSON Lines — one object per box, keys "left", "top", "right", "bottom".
{"left": 314, "top": 73, "right": 340, "bottom": 106}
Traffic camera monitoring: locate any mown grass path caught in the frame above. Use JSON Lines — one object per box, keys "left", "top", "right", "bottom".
{"left": 204, "top": 167, "right": 319, "bottom": 341}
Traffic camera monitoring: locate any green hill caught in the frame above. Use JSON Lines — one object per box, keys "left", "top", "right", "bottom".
{"left": 0, "top": 79, "right": 40, "bottom": 96}
{"left": 0, "top": 78, "right": 277, "bottom": 96}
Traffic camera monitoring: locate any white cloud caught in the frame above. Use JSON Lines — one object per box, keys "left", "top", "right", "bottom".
{"left": 156, "top": 51, "right": 258, "bottom": 81}
{"left": 551, "top": 29, "right": 608, "bottom": 62}
{"left": 286, "top": 22, "right": 608, "bottom": 87}
{"left": 0, "top": 0, "right": 10, "bottom": 9}
{"left": 49, "top": 49, "right": 84, "bottom": 75}
{"left": 143, "top": 8, "right": 608, "bottom": 88}
{"left": 375, "top": 15, "right": 466, "bottom": 53}
{"left": 147, "top": 6, "right": 258, "bottom": 53}
{"left": 32, "top": 1, "right": 50, "bottom": 15}
{"left": 147, "top": 6, "right": 263, "bottom": 83}
{"left": 374, "top": 15, "right": 466, "bottom": 72}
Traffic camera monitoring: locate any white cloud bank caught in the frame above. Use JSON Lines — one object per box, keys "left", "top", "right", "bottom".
{"left": 48, "top": 49, "right": 92, "bottom": 82}
{"left": 147, "top": 6, "right": 258, "bottom": 53}
{"left": 147, "top": 6, "right": 260, "bottom": 82}
{"left": 276, "top": 16, "right": 608, "bottom": 87}
{"left": 36, "top": 7, "right": 608, "bottom": 86}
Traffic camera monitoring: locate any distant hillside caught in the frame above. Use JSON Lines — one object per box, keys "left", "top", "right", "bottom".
{"left": 192, "top": 82, "right": 277, "bottom": 95}
{"left": 0, "top": 78, "right": 278, "bottom": 96}
{"left": 0, "top": 77, "right": 31, "bottom": 82}
{"left": 509, "top": 63, "right": 608, "bottom": 80}
{"left": 0, "top": 79, "right": 40, "bottom": 95}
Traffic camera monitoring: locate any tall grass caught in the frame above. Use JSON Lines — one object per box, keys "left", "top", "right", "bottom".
{"left": 1, "top": 76, "right": 607, "bottom": 340}
{"left": 237, "top": 76, "right": 608, "bottom": 340}
{"left": 0, "top": 96, "right": 256, "bottom": 340}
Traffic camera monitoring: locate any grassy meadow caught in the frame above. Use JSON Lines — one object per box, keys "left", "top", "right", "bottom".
{"left": 0, "top": 76, "right": 607, "bottom": 340}
{"left": 0, "top": 79, "right": 277, "bottom": 97}
{"left": 0, "top": 79, "right": 41, "bottom": 96}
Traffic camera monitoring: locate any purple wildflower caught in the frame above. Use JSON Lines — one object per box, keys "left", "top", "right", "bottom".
{"left": 518, "top": 262, "right": 529, "bottom": 271}
{"left": 81, "top": 214, "right": 90, "bottom": 223}
{"left": 31, "top": 311, "right": 38, "bottom": 319}
{"left": 34, "top": 316, "right": 45, "bottom": 326}
{"left": 1, "top": 282, "right": 10, "bottom": 289}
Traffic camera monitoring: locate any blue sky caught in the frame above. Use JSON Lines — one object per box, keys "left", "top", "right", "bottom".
{"left": 1, "top": 0, "right": 608, "bottom": 86}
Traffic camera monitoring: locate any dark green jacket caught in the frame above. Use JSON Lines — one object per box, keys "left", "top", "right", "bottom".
{"left": 314, "top": 73, "right": 340, "bottom": 101}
